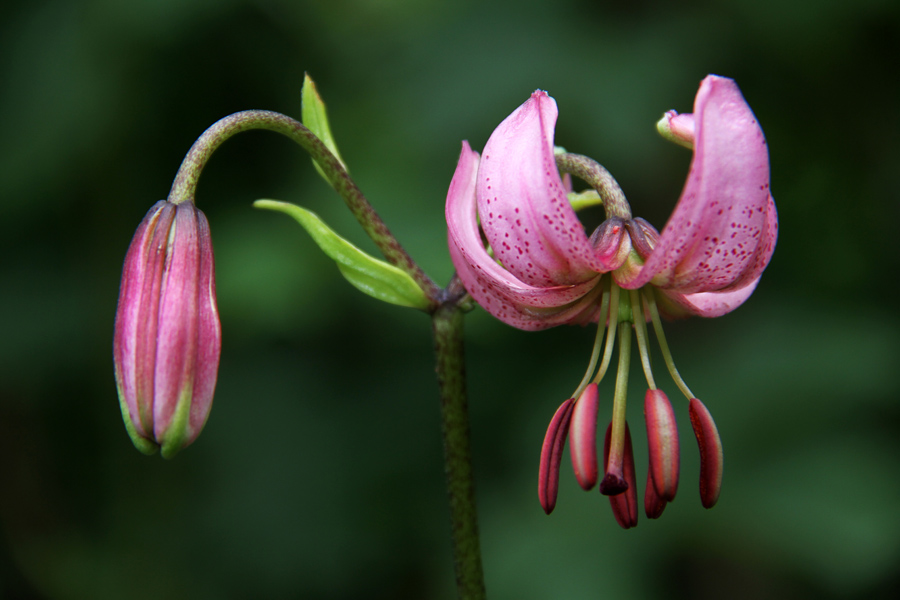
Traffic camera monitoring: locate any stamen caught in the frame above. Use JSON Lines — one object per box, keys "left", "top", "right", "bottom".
{"left": 644, "top": 288, "right": 695, "bottom": 400}
{"left": 630, "top": 288, "right": 656, "bottom": 390}
{"left": 572, "top": 280, "right": 611, "bottom": 398}
{"left": 592, "top": 283, "right": 620, "bottom": 385}
{"left": 600, "top": 321, "right": 631, "bottom": 495}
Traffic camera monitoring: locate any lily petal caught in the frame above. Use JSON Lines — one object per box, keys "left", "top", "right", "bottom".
{"left": 625, "top": 75, "right": 776, "bottom": 295}
{"left": 659, "top": 275, "right": 761, "bottom": 318}
{"left": 476, "top": 91, "right": 606, "bottom": 287}
{"left": 447, "top": 142, "right": 601, "bottom": 330}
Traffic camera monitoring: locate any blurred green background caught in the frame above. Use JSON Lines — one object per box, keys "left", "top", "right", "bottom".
{"left": 2, "top": 0, "right": 898, "bottom": 598}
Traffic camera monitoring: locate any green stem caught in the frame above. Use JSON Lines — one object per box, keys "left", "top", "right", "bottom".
{"left": 630, "top": 288, "right": 656, "bottom": 390}
{"left": 555, "top": 152, "right": 632, "bottom": 219}
{"left": 432, "top": 302, "right": 486, "bottom": 600}
{"left": 167, "top": 109, "right": 441, "bottom": 304}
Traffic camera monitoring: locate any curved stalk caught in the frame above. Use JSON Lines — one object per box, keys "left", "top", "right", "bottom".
{"left": 167, "top": 109, "right": 441, "bottom": 305}
{"left": 555, "top": 152, "right": 631, "bottom": 219}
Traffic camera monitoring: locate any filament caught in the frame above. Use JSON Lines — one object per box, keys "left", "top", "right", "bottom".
{"left": 572, "top": 280, "right": 611, "bottom": 398}
{"left": 630, "top": 288, "right": 656, "bottom": 390}
{"left": 592, "top": 283, "right": 620, "bottom": 385}
{"left": 644, "top": 288, "right": 695, "bottom": 400}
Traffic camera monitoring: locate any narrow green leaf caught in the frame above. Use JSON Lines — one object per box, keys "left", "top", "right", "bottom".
{"left": 301, "top": 73, "right": 347, "bottom": 184}
{"left": 568, "top": 189, "right": 604, "bottom": 212}
{"left": 254, "top": 199, "right": 430, "bottom": 310}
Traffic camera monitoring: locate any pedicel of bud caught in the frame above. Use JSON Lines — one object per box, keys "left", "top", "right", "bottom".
{"left": 604, "top": 422, "right": 638, "bottom": 529}
{"left": 538, "top": 398, "right": 575, "bottom": 514}
{"left": 644, "top": 389, "right": 680, "bottom": 502}
{"left": 689, "top": 398, "right": 724, "bottom": 508}
{"left": 113, "top": 200, "right": 221, "bottom": 458}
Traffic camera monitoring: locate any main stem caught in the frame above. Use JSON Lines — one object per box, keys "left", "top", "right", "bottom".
{"left": 168, "top": 109, "right": 485, "bottom": 596}
{"left": 432, "top": 300, "right": 486, "bottom": 600}
{"left": 167, "top": 109, "right": 440, "bottom": 303}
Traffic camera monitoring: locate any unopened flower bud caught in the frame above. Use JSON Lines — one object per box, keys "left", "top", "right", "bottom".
{"left": 113, "top": 200, "right": 221, "bottom": 458}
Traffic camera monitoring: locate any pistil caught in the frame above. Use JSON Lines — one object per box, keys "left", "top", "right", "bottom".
{"left": 592, "top": 282, "right": 620, "bottom": 386}
{"left": 600, "top": 320, "right": 631, "bottom": 495}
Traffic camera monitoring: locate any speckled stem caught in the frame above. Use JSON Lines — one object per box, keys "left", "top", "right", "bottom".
{"left": 555, "top": 152, "right": 632, "bottom": 219}
{"left": 167, "top": 109, "right": 440, "bottom": 304}
{"left": 432, "top": 302, "right": 486, "bottom": 600}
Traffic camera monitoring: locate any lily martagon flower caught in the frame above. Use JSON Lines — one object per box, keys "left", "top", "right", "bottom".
{"left": 113, "top": 199, "right": 221, "bottom": 458}
{"left": 446, "top": 75, "right": 776, "bottom": 527}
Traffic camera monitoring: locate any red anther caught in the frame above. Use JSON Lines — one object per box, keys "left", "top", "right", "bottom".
{"left": 569, "top": 383, "right": 599, "bottom": 490}
{"left": 538, "top": 399, "right": 575, "bottom": 514}
{"left": 689, "top": 398, "right": 723, "bottom": 509}
{"left": 644, "top": 389, "right": 680, "bottom": 501}
{"left": 604, "top": 422, "right": 638, "bottom": 529}
{"left": 644, "top": 469, "right": 667, "bottom": 519}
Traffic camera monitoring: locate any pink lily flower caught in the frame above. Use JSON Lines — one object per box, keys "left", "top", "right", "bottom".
{"left": 113, "top": 200, "right": 221, "bottom": 458}
{"left": 446, "top": 75, "right": 776, "bottom": 526}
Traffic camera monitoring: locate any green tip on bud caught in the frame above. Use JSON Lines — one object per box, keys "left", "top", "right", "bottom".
{"left": 656, "top": 110, "right": 695, "bottom": 150}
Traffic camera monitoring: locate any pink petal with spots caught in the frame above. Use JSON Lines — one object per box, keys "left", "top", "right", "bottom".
{"left": 658, "top": 274, "right": 761, "bottom": 318}
{"left": 624, "top": 76, "right": 777, "bottom": 295}
{"left": 447, "top": 142, "right": 602, "bottom": 330}
{"left": 476, "top": 91, "right": 607, "bottom": 288}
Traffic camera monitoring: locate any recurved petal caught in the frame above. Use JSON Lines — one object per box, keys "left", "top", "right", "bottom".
{"left": 626, "top": 75, "right": 776, "bottom": 295}
{"left": 447, "top": 142, "right": 602, "bottom": 330}
{"left": 569, "top": 383, "right": 599, "bottom": 490}
{"left": 658, "top": 275, "right": 760, "bottom": 319}
{"left": 539, "top": 399, "right": 575, "bottom": 514}
{"left": 475, "top": 91, "right": 605, "bottom": 288}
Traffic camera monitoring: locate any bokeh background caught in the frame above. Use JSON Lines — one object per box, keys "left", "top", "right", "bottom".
{"left": 2, "top": 0, "right": 898, "bottom": 598}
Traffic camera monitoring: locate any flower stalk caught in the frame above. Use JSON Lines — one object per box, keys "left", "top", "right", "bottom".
{"left": 167, "top": 109, "right": 441, "bottom": 306}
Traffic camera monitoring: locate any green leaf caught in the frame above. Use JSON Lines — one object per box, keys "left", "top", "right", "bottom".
{"left": 254, "top": 199, "right": 430, "bottom": 310}
{"left": 301, "top": 73, "right": 348, "bottom": 185}
{"left": 567, "top": 189, "right": 604, "bottom": 212}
